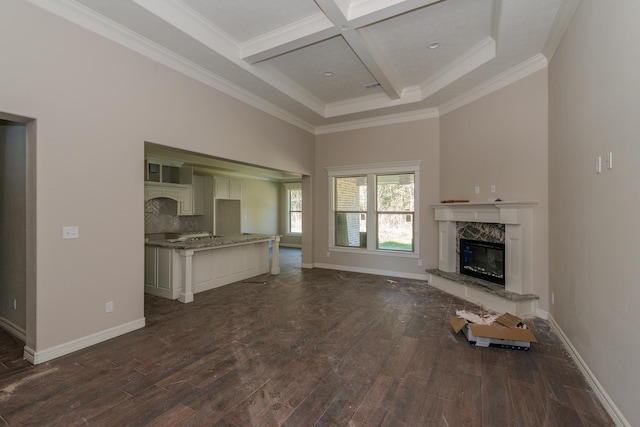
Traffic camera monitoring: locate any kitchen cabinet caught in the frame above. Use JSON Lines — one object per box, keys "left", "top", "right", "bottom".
{"left": 192, "top": 175, "right": 205, "bottom": 215}
{"left": 144, "top": 246, "right": 181, "bottom": 300}
{"left": 144, "top": 234, "right": 279, "bottom": 302}
{"left": 214, "top": 177, "right": 242, "bottom": 200}
{"left": 145, "top": 157, "right": 182, "bottom": 183}
{"left": 144, "top": 182, "right": 194, "bottom": 215}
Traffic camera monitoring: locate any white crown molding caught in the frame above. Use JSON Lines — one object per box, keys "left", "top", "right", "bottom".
{"left": 541, "top": 0, "right": 581, "bottom": 61}
{"left": 420, "top": 37, "right": 496, "bottom": 99}
{"left": 130, "top": 0, "right": 327, "bottom": 118}
{"left": 23, "top": 318, "right": 145, "bottom": 365}
{"left": 439, "top": 53, "right": 548, "bottom": 116}
{"left": 547, "top": 314, "right": 630, "bottom": 427}
{"left": 27, "top": 0, "right": 317, "bottom": 134}
{"left": 324, "top": 85, "right": 423, "bottom": 117}
{"left": 27, "top": 0, "right": 558, "bottom": 136}
{"left": 315, "top": 107, "right": 439, "bottom": 134}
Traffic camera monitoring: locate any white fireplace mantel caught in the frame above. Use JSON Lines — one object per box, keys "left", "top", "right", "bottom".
{"left": 432, "top": 201, "right": 538, "bottom": 295}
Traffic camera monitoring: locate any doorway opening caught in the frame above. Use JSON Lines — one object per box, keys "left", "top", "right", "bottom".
{"left": 0, "top": 113, "right": 36, "bottom": 364}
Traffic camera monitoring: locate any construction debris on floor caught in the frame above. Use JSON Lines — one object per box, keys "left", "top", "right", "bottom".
{"left": 450, "top": 310, "right": 537, "bottom": 351}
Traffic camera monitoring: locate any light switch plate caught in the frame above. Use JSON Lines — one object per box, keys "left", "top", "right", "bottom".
{"left": 63, "top": 226, "right": 79, "bottom": 239}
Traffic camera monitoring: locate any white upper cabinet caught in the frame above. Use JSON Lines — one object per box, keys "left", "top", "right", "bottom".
{"left": 144, "top": 160, "right": 204, "bottom": 216}
{"left": 214, "top": 177, "right": 242, "bottom": 200}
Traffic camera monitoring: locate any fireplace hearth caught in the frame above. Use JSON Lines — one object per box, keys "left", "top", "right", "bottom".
{"left": 459, "top": 238, "right": 505, "bottom": 285}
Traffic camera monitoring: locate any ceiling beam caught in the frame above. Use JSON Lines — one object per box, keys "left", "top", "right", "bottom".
{"left": 241, "top": 13, "right": 339, "bottom": 64}
{"left": 131, "top": 0, "right": 327, "bottom": 116}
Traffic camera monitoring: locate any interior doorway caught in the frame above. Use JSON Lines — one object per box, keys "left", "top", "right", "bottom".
{"left": 0, "top": 113, "right": 36, "bottom": 362}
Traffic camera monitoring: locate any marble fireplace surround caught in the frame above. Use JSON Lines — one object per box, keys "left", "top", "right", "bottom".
{"left": 432, "top": 201, "right": 537, "bottom": 295}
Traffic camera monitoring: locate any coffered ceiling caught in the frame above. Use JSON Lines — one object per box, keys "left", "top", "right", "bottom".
{"left": 29, "top": 0, "right": 579, "bottom": 133}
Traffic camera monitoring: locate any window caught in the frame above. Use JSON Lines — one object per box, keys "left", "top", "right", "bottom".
{"left": 376, "top": 173, "right": 414, "bottom": 251}
{"left": 285, "top": 183, "right": 302, "bottom": 234}
{"left": 327, "top": 161, "right": 420, "bottom": 255}
{"left": 335, "top": 176, "right": 367, "bottom": 247}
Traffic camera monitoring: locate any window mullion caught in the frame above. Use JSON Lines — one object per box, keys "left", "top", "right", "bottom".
{"left": 367, "top": 173, "right": 376, "bottom": 250}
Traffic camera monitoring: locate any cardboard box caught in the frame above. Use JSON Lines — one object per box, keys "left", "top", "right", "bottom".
{"left": 449, "top": 312, "right": 537, "bottom": 351}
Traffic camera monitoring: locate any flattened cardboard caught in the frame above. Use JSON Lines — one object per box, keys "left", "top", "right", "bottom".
{"left": 470, "top": 324, "right": 537, "bottom": 343}
{"left": 450, "top": 311, "right": 537, "bottom": 351}
{"left": 495, "top": 312, "right": 524, "bottom": 328}
{"left": 449, "top": 317, "right": 468, "bottom": 333}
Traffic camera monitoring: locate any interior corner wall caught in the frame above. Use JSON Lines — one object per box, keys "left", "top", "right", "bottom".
{"left": 314, "top": 118, "right": 440, "bottom": 277}
{"left": 0, "top": 123, "right": 27, "bottom": 335}
{"left": 439, "top": 69, "right": 549, "bottom": 311}
{"left": 548, "top": 1, "right": 640, "bottom": 424}
{"left": 0, "top": 1, "right": 314, "bottom": 358}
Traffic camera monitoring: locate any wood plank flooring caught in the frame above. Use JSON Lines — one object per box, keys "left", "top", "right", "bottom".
{"left": 0, "top": 248, "right": 613, "bottom": 426}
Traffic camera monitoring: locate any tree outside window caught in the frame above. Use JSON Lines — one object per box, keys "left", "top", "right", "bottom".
{"left": 287, "top": 185, "right": 302, "bottom": 234}
{"left": 376, "top": 173, "right": 414, "bottom": 251}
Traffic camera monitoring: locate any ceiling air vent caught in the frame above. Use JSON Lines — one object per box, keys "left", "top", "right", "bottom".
{"left": 364, "top": 82, "right": 381, "bottom": 89}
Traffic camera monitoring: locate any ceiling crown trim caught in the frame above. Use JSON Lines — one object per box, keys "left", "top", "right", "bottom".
{"left": 27, "top": 0, "right": 317, "bottom": 133}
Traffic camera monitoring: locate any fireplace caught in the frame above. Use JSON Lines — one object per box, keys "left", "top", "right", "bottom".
{"left": 459, "top": 238, "right": 505, "bottom": 285}
{"left": 432, "top": 201, "right": 537, "bottom": 295}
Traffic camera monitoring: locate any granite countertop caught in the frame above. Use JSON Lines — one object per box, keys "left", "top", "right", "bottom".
{"left": 145, "top": 233, "right": 276, "bottom": 250}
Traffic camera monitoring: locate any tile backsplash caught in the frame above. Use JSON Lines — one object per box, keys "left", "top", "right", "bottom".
{"left": 144, "top": 198, "right": 199, "bottom": 234}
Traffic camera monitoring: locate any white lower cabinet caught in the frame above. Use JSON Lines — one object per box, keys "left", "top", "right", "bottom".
{"left": 144, "top": 238, "right": 273, "bottom": 301}
{"left": 144, "top": 246, "right": 182, "bottom": 299}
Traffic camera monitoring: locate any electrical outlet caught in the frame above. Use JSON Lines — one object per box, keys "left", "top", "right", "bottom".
{"left": 491, "top": 185, "right": 496, "bottom": 193}
{"left": 417, "top": 259, "right": 423, "bottom": 266}
{"left": 474, "top": 186, "right": 480, "bottom": 194}
{"left": 106, "top": 301, "right": 113, "bottom": 313}
{"left": 327, "top": 251, "right": 331, "bottom": 257}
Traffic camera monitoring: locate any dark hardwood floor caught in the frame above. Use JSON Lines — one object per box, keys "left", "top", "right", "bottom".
{"left": 1, "top": 248, "right": 613, "bottom": 426}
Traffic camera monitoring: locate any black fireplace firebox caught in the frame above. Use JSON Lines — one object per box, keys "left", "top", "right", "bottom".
{"left": 459, "top": 238, "right": 505, "bottom": 285}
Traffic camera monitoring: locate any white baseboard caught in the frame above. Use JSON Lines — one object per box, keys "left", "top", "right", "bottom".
{"left": 547, "top": 314, "right": 629, "bottom": 427}
{"left": 313, "top": 262, "right": 430, "bottom": 281}
{"left": 23, "top": 317, "right": 145, "bottom": 365}
{"left": 535, "top": 308, "right": 549, "bottom": 319}
{"left": 279, "top": 243, "right": 302, "bottom": 249}
{"left": 0, "top": 316, "right": 26, "bottom": 342}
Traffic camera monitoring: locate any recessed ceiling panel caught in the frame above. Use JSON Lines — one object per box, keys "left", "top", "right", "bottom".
{"left": 365, "top": 0, "right": 494, "bottom": 87}
{"left": 266, "top": 36, "right": 381, "bottom": 104}
{"left": 182, "top": 0, "right": 322, "bottom": 43}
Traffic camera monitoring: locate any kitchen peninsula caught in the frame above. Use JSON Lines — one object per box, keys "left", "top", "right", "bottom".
{"left": 145, "top": 233, "right": 280, "bottom": 303}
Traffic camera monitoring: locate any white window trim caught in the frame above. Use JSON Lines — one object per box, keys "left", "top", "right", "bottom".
{"left": 326, "top": 160, "right": 421, "bottom": 258}
{"left": 283, "top": 182, "right": 302, "bottom": 236}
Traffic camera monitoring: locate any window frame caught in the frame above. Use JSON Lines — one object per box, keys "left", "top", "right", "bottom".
{"left": 284, "top": 182, "right": 302, "bottom": 235}
{"left": 326, "top": 161, "right": 420, "bottom": 258}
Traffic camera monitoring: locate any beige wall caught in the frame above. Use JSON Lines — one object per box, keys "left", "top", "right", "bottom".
{"left": 240, "top": 178, "right": 279, "bottom": 234}
{"left": 0, "top": 1, "right": 314, "bottom": 355}
{"left": 549, "top": 1, "right": 640, "bottom": 424}
{"left": 314, "top": 119, "right": 440, "bottom": 276}
{"left": 440, "top": 70, "right": 550, "bottom": 310}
